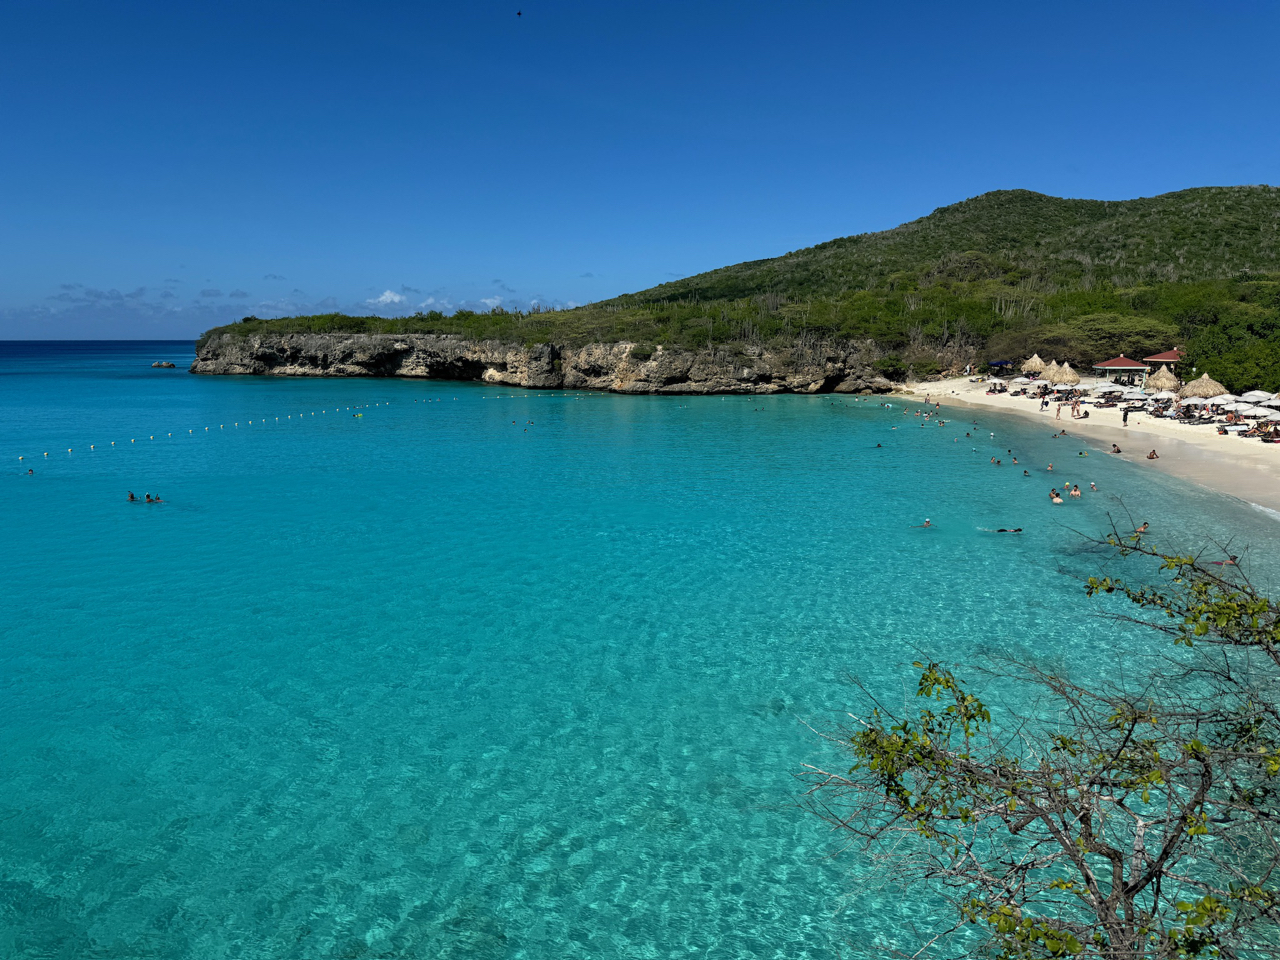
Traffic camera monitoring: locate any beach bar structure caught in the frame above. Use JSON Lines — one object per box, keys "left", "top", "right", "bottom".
{"left": 1092, "top": 355, "right": 1150, "bottom": 385}
{"left": 1143, "top": 348, "right": 1184, "bottom": 367}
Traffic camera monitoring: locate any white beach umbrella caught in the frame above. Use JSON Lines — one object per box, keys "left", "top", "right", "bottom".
{"left": 1265, "top": 411, "right": 1280, "bottom": 421}
{"left": 1208, "top": 394, "right": 1238, "bottom": 404}
{"left": 1241, "top": 390, "right": 1272, "bottom": 402}
{"left": 1122, "top": 390, "right": 1147, "bottom": 400}
{"left": 1091, "top": 383, "right": 1123, "bottom": 393}
{"left": 1012, "top": 376, "right": 1031, "bottom": 384}
{"left": 1153, "top": 390, "right": 1178, "bottom": 400}
{"left": 1180, "top": 397, "right": 1209, "bottom": 406}
{"left": 1240, "top": 405, "right": 1270, "bottom": 416}
{"left": 1262, "top": 397, "right": 1280, "bottom": 408}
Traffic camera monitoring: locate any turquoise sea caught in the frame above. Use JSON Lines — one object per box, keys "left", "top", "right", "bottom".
{"left": 3, "top": 340, "right": 1278, "bottom": 959}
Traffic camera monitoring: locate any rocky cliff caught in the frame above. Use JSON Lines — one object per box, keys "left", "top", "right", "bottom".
{"left": 190, "top": 332, "right": 906, "bottom": 394}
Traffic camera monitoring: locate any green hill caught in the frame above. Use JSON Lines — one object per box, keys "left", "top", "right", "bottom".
{"left": 201, "top": 185, "right": 1280, "bottom": 391}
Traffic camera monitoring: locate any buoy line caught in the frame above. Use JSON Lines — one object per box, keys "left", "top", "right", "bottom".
{"left": 13, "top": 397, "right": 401, "bottom": 464}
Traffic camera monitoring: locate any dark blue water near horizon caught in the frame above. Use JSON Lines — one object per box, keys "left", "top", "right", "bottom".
{"left": 2, "top": 340, "right": 1278, "bottom": 959}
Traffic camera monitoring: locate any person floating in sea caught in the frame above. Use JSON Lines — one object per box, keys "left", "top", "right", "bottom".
{"left": 1210, "top": 555, "right": 1239, "bottom": 566}
{"left": 996, "top": 528, "right": 1023, "bottom": 533}
{"left": 1147, "top": 449, "right": 1160, "bottom": 460}
{"left": 1047, "top": 463, "right": 1054, "bottom": 471}
{"left": 1090, "top": 482, "right": 1098, "bottom": 491}
{"left": 912, "top": 519, "right": 932, "bottom": 528}
{"left": 1070, "top": 484, "right": 1082, "bottom": 499}
{"left": 1135, "top": 522, "right": 1150, "bottom": 533}
{"left": 128, "top": 491, "right": 138, "bottom": 502}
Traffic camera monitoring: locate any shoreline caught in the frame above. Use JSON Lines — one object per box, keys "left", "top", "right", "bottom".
{"left": 902, "top": 377, "right": 1280, "bottom": 514}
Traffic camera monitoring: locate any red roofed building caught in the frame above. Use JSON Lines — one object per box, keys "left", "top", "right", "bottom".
{"left": 1092, "top": 355, "right": 1150, "bottom": 370}
{"left": 1143, "top": 348, "right": 1184, "bottom": 365}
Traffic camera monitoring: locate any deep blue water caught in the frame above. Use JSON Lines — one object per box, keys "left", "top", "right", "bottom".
{"left": 2, "top": 340, "right": 1277, "bottom": 959}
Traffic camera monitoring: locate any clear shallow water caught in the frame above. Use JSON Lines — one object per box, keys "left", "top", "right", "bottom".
{"left": 2, "top": 341, "right": 1278, "bottom": 959}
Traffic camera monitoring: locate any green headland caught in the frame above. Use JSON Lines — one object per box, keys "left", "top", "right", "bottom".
{"left": 199, "top": 185, "right": 1280, "bottom": 392}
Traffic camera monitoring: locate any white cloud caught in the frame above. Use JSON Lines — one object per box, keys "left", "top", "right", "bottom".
{"left": 367, "top": 289, "right": 406, "bottom": 306}
{"left": 479, "top": 296, "right": 503, "bottom": 309}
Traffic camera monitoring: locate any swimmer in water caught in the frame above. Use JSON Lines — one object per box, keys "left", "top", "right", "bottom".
{"left": 1070, "top": 484, "right": 1082, "bottom": 499}
{"left": 1210, "top": 555, "right": 1239, "bottom": 566}
{"left": 1135, "top": 522, "right": 1149, "bottom": 533}
{"left": 912, "top": 519, "right": 932, "bottom": 528}
{"left": 1111, "top": 444, "right": 1122, "bottom": 454}
{"left": 1147, "top": 449, "right": 1160, "bottom": 460}
{"left": 128, "top": 491, "right": 138, "bottom": 502}
{"left": 1090, "top": 482, "right": 1097, "bottom": 491}
{"left": 997, "top": 528, "right": 1023, "bottom": 533}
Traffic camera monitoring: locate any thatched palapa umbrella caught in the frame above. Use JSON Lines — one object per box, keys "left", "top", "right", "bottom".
{"left": 1053, "top": 362, "right": 1081, "bottom": 386}
{"left": 1178, "top": 372, "right": 1228, "bottom": 400}
{"left": 1021, "top": 353, "right": 1045, "bottom": 374}
{"left": 1146, "top": 364, "right": 1179, "bottom": 393}
{"left": 1043, "top": 360, "right": 1061, "bottom": 382}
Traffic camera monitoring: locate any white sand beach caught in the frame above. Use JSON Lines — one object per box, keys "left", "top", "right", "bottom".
{"left": 903, "top": 377, "right": 1280, "bottom": 513}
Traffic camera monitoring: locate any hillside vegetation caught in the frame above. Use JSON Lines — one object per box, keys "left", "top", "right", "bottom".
{"left": 201, "top": 185, "right": 1280, "bottom": 391}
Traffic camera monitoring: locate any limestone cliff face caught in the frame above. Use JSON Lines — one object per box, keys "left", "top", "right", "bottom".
{"left": 190, "top": 332, "right": 901, "bottom": 395}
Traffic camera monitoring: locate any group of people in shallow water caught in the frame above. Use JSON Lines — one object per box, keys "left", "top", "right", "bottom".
{"left": 899, "top": 404, "right": 1161, "bottom": 539}
{"left": 127, "top": 491, "right": 163, "bottom": 503}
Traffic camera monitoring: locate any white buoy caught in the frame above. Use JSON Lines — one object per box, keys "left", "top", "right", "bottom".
{"left": 91, "top": 445, "right": 95, "bottom": 449}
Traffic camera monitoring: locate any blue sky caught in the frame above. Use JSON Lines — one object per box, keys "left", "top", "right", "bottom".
{"left": 2, "top": 1, "right": 1277, "bottom": 338}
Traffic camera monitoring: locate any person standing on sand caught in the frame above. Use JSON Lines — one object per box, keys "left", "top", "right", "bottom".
{"left": 1123, "top": 409, "right": 1130, "bottom": 426}
{"left": 1056, "top": 403, "right": 1062, "bottom": 420}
